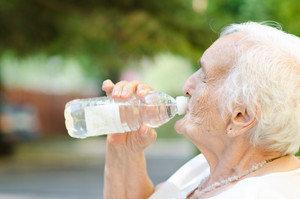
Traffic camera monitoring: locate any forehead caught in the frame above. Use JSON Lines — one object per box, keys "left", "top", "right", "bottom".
{"left": 200, "top": 33, "right": 243, "bottom": 79}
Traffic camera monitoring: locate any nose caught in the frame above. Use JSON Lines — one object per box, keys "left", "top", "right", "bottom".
{"left": 182, "top": 72, "right": 197, "bottom": 96}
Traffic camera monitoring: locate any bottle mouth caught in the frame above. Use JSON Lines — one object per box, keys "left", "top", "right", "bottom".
{"left": 176, "top": 96, "right": 188, "bottom": 115}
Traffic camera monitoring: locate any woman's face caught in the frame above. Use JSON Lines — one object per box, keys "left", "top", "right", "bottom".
{"left": 175, "top": 33, "right": 241, "bottom": 146}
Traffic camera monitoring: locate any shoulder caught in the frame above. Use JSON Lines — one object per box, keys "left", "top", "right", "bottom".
{"left": 256, "top": 168, "right": 300, "bottom": 199}
{"left": 214, "top": 168, "right": 300, "bottom": 199}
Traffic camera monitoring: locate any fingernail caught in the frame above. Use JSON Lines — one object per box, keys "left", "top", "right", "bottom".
{"left": 112, "top": 89, "right": 119, "bottom": 96}
{"left": 103, "top": 80, "right": 111, "bottom": 87}
{"left": 137, "top": 89, "right": 145, "bottom": 96}
{"left": 121, "top": 87, "right": 128, "bottom": 97}
{"left": 102, "top": 82, "right": 107, "bottom": 90}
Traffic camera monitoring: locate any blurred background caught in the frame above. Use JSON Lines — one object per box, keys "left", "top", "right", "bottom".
{"left": 1, "top": 0, "right": 300, "bottom": 198}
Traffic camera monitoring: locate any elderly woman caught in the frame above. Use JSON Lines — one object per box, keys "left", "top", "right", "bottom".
{"left": 102, "top": 22, "right": 300, "bottom": 199}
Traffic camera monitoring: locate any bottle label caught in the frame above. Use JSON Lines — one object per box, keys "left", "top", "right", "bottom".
{"left": 85, "top": 104, "right": 129, "bottom": 135}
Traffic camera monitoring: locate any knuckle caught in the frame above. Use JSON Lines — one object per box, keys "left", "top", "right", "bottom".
{"left": 127, "top": 80, "right": 140, "bottom": 88}
{"left": 115, "top": 80, "right": 127, "bottom": 86}
{"left": 102, "top": 79, "right": 114, "bottom": 90}
{"left": 103, "top": 79, "right": 112, "bottom": 84}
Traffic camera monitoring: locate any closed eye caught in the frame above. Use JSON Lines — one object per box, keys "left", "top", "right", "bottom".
{"left": 198, "top": 69, "right": 207, "bottom": 83}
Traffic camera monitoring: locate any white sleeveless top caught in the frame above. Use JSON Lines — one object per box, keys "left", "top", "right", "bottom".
{"left": 149, "top": 154, "right": 300, "bottom": 199}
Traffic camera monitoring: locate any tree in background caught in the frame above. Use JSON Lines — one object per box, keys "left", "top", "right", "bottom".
{"left": 0, "top": 0, "right": 212, "bottom": 81}
{"left": 1, "top": 0, "right": 300, "bottom": 81}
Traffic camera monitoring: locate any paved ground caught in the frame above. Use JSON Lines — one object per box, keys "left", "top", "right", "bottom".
{"left": 0, "top": 137, "right": 196, "bottom": 199}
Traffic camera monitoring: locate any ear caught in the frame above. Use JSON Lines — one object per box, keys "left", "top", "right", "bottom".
{"left": 226, "top": 104, "right": 261, "bottom": 138}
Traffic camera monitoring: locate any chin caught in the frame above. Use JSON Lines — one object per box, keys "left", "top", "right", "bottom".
{"left": 174, "top": 114, "right": 200, "bottom": 142}
{"left": 174, "top": 116, "right": 187, "bottom": 135}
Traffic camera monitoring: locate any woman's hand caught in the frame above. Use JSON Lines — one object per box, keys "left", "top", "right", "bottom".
{"left": 102, "top": 79, "right": 157, "bottom": 153}
{"left": 102, "top": 80, "right": 156, "bottom": 199}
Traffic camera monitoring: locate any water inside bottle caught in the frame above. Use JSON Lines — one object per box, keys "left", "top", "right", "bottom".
{"left": 65, "top": 103, "right": 178, "bottom": 138}
{"left": 119, "top": 104, "right": 177, "bottom": 130}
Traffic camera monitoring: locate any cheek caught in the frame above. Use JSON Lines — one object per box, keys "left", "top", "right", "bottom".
{"left": 175, "top": 87, "right": 212, "bottom": 135}
{"left": 189, "top": 87, "right": 210, "bottom": 125}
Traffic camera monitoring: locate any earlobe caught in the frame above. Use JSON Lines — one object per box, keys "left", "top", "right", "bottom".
{"left": 226, "top": 125, "right": 238, "bottom": 137}
{"left": 226, "top": 104, "right": 261, "bottom": 138}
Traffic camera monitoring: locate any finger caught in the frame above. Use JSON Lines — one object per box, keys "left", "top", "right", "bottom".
{"left": 136, "top": 125, "right": 157, "bottom": 148}
{"left": 102, "top": 79, "right": 115, "bottom": 97}
{"left": 112, "top": 81, "right": 128, "bottom": 98}
{"left": 137, "top": 84, "right": 154, "bottom": 97}
{"left": 145, "top": 127, "right": 157, "bottom": 143}
{"left": 137, "top": 124, "right": 148, "bottom": 136}
{"left": 121, "top": 80, "right": 141, "bottom": 99}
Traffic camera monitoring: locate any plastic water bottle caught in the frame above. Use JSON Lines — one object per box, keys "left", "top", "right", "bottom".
{"left": 64, "top": 91, "right": 188, "bottom": 138}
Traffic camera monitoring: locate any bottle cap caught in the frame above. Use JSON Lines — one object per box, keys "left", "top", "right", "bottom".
{"left": 176, "top": 96, "right": 188, "bottom": 115}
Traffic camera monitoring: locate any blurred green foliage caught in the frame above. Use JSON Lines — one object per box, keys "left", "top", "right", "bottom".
{"left": 0, "top": 0, "right": 211, "bottom": 81}
{"left": 207, "top": 0, "right": 300, "bottom": 33}
{"left": 1, "top": 0, "right": 300, "bottom": 81}
{"left": 0, "top": 51, "right": 99, "bottom": 94}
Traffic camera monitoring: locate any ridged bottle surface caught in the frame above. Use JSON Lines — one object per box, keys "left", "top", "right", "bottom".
{"left": 64, "top": 91, "right": 187, "bottom": 138}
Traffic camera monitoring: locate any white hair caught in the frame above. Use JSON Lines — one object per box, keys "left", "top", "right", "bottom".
{"left": 219, "top": 22, "right": 300, "bottom": 155}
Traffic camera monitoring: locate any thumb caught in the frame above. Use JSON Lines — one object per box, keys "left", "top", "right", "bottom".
{"left": 136, "top": 125, "right": 157, "bottom": 148}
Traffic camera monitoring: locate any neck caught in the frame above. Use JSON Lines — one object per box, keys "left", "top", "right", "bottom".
{"left": 197, "top": 137, "right": 281, "bottom": 184}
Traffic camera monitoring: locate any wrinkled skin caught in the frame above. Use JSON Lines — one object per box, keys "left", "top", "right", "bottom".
{"left": 102, "top": 79, "right": 156, "bottom": 199}
{"left": 103, "top": 33, "right": 300, "bottom": 199}
{"left": 175, "top": 33, "right": 238, "bottom": 150}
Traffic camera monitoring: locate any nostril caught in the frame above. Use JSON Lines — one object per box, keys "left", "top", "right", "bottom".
{"left": 182, "top": 84, "right": 192, "bottom": 96}
{"left": 185, "top": 92, "right": 191, "bottom": 97}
